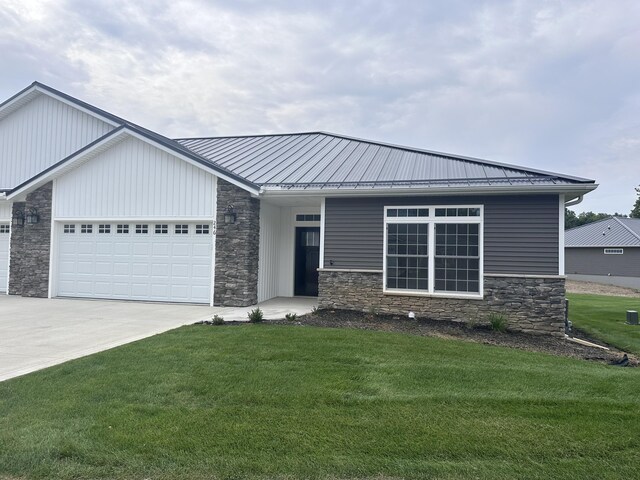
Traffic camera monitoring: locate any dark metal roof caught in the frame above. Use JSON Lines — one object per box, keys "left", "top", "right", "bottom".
{"left": 176, "top": 132, "right": 595, "bottom": 191}
{"left": 565, "top": 217, "right": 640, "bottom": 247}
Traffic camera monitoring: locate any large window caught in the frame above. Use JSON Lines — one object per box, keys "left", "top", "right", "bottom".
{"left": 384, "top": 205, "right": 483, "bottom": 297}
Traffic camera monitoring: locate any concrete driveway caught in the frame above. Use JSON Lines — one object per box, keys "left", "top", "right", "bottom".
{"left": 0, "top": 295, "right": 316, "bottom": 382}
{"left": 0, "top": 296, "right": 217, "bottom": 382}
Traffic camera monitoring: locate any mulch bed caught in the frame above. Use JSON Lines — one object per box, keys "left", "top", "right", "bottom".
{"left": 269, "top": 309, "right": 637, "bottom": 367}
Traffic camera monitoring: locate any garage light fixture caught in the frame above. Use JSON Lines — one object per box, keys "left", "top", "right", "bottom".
{"left": 13, "top": 210, "right": 25, "bottom": 226}
{"left": 26, "top": 208, "right": 40, "bottom": 224}
{"left": 224, "top": 205, "right": 237, "bottom": 224}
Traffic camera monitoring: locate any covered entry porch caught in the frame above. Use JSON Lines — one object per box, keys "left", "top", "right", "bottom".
{"left": 257, "top": 196, "right": 324, "bottom": 302}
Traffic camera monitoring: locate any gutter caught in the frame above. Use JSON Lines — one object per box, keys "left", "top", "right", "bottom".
{"left": 564, "top": 195, "right": 584, "bottom": 207}
{"left": 261, "top": 184, "right": 598, "bottom": 198}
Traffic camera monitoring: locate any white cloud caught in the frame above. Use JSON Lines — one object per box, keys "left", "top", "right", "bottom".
{"left": 0, "top": 0, "right": 638, "bottom": 213}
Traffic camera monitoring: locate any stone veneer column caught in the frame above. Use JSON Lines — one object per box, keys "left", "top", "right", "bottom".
{"left": 318, "top": 271, "right": 566, "bottom": 336}
{"left": 214, "top": 179, "right": 260, "bottom": 307}
{"left": 8, "top": 182, "right": 53, "bottom": 297}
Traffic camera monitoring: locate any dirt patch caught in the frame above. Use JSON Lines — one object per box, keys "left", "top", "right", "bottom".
{"left": 271, "top": 310, "right": 637, "bottom": 367}
{"left": 566, "top": 279, "right": 640, "bottom": 297}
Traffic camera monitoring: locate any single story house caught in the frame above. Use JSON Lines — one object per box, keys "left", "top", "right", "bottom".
{"left": 565, "top": 217, "right": 640, "bottom": 287}
{"left": 0, "top": 82, "right": 597, "bottom": 335}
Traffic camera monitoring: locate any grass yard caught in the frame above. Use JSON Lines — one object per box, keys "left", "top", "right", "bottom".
{"left": 1, "top": 324, "right": 639, "bottom": 480}
{"left": 567, "top": 293, "right": 640, "bottom": 355}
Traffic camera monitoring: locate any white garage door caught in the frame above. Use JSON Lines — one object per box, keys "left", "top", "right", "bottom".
{"left": 56, "top": 222, "right": 213, "bottom": 303}
{"left": 0, "top": 223, "right": 9, "bottom": 293}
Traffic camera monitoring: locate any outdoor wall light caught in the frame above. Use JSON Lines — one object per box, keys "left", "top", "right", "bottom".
{"left": 26, "top": 208, "right": 40, "bottom": 224}
{"left": 224, "top": 205, "right": 237, "bottom": 224}
{"left": 13, "top": 210, "right": 25, "bottom": 226}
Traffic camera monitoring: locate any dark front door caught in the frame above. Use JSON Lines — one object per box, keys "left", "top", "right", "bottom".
{"left": 295, "top": 227, "right": 320, "bottom": 296}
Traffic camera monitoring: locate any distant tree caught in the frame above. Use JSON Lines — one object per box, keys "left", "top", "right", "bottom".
{"left": 564, "top": 209, "right": 625, "bottom": 229}
{"left": 565, "top": 208, "right": 579, "bottom": 229}
{"left": 631, "top": 186, "right": 640, "bottom": 218}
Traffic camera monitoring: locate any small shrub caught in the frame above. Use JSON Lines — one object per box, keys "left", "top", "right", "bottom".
{"left": 285, "top": 312, "right": 298, "bottom": 321}
{"left": 212, "top": 314, "right": 225, "bottom": 325}
{"left": 248, "top": 308, "right": 264, "bottom": 323}
{"left": 489, "top": 313, "right": 507, "bottom": 332}
{"left": 311, "top": 306, "right": 319, "bottom": 315}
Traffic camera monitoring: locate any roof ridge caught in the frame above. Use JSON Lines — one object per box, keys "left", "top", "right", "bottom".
{"left": 613, "top": 216, "right": 640, "bottom": 242}
{"left": 175, "top": 132, "right": 320, "bottom": 141}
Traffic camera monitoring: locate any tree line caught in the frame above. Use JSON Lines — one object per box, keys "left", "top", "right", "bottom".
{"left": 565, "top": 185, "right": 640, "bottom": 230}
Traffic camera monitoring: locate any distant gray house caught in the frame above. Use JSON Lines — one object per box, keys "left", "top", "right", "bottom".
{"left": 0, "top": 82, "right": 597, "bottom": 335}
{"left": 565, "top": 217, "right": 640, "bottom": 288}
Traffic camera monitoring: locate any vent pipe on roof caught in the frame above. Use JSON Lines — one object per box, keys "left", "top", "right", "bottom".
{"left": 565, "top": 195, "right": 583, "bottom": 207}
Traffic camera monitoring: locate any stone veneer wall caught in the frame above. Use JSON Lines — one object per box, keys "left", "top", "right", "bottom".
{"left": 8, "top": 182, "right": 53, "bottom": 297}
{"left": 214, "top": 179, "right": 260, "bottom": 306}
{"left": 318, "top": 271, "right": 566, "bottom": 336}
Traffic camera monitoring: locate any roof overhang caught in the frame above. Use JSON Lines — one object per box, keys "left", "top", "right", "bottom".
{"left": 7, "top": 126, "right": 260, "bottom": 201}
{"left": 260, "top": 183, "right": 598, "bottom": 199}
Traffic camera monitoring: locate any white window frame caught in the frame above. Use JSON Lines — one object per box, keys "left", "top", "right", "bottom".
{"left": 604, "top": 248, "right": 624, "bottom": 255}
{"left": 383, "top": 205, "right": 484, "bottom": 299}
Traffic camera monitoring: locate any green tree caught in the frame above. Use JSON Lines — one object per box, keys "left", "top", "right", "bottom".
{"left": 631, "top": 186, "right": 640, "bottom": 218}
{"left": 565, "top": 209, "right": 625, "bottom": 229}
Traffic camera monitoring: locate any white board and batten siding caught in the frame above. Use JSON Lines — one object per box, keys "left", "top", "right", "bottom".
{"left": 53, "top": 136, "right": 216, "bottom": 219}
{"left": 258, "top": 204, "right": 321, "bottom": 302}
{"left": 50, "top": 135, "right": 217, "bottom": 304}
{"left": 0, "top": 202, "right": 11, "bottom": 293}
{"left": 0, "top": 93, "right": 114, "bottom": 189}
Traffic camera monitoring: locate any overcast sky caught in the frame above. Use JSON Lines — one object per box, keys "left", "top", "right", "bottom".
{"left": 1, "top": 0, "right": 638, "bottom": 213}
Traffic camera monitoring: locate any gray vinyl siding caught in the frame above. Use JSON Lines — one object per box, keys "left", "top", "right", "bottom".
{"left": 566, "top": 247, "right": 640, "bottom": 277}
{"left": 324, "top": 194, "right": 560, "bottom": 275}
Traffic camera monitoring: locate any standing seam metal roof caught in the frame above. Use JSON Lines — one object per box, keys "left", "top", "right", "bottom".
{"left": 176, "top": 132, "right": 595, "bottom": 190}
{"left": 565, "top": 217, "right": 640, "bottom": 247}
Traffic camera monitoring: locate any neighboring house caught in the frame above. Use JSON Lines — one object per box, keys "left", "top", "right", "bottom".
{"left": 565, "top": 217, "right": 640, "bottom": 288}
{"left": 0, "top": 82, "right": 597, "bottom": 335}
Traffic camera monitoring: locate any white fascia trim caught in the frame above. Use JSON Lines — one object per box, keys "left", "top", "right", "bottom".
{"left": 261, "top": 184, "right": 599, "bottom": 198}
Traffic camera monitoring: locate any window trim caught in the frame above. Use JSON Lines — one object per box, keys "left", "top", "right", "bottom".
{"left": 383, "top": 205, "right": 484, "bottom": 299}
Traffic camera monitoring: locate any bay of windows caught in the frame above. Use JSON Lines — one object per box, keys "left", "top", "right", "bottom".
{"left": 384, "top": 205, "right": 482, "bottom": 296}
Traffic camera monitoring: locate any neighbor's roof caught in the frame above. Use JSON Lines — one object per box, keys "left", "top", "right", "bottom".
{"left": 565, "top": 217, "right": 640, "bottom": 247}
{"left": 176, "top": 132, "right": 596, "bottom": 191}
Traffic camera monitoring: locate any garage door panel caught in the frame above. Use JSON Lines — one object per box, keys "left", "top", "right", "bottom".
{"left": 56, "top": 221, "right": 212, "bottom": 303}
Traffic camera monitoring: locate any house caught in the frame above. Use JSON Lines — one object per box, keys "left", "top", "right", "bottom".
{"left": 565, "top": 217, "right": 640, "bottom": 288}
{"left": 0, "top": 82, "right": 597, "bottom": 335}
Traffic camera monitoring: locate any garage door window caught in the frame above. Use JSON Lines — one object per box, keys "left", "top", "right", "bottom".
{"left": 117, "top": 224, "right": 129, "bottom": 234}
{"left": 175, "top": 224, "right": 189, "bottom": 234}
{"left": 63, "top": 224, "right": 75, "bottom": 234}
{"left": 81, "top": 224, "right": 92, "bottom": 234}
{"left": 196, "top": 224, "right": 210, "bottom": 234}
{"left": 136, "top": 224, "right": 148, "bottom": 234}
{"left": 155, "top": 224, "right": 168, "bottom": 234}
{"left": 98, "top": 224, "right": 111, "bottom": 234}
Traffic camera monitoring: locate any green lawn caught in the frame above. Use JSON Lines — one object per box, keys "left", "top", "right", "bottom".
{"left": 1, "top": 325, "right": 639, "bottom": 480}
{"left": 567, "top": 293, "right": 640, "bottom": 355}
